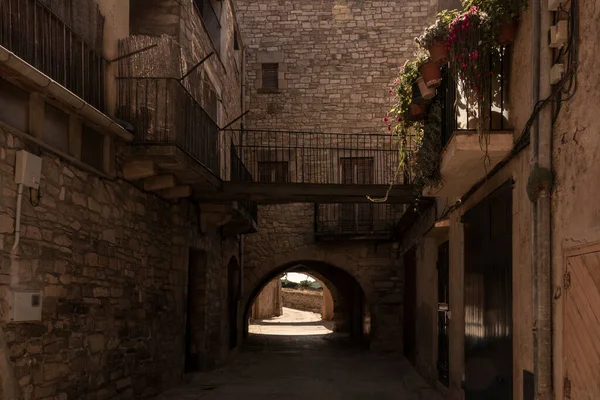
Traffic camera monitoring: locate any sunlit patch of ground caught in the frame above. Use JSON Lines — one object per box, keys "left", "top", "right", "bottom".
{"left": 249, "top": 307, "right": 334, "bottom": 336}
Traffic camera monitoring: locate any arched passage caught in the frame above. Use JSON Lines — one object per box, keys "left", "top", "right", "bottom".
{"left": 243, "top": 260, "right": 370, "bottom": 345}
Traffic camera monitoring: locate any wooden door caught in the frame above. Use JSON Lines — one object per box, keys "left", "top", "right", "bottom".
{"left": 564, "top": 246, "right": 600, "bottom": 399}
{"left": 340, "top": 158, "right": 374, "bottom": 232}
{"left": 463, "top": 181, "right": 513, "bottom": 400}
{"left": 437, "top": 241, "right": 450, "bottom": 387}
{"left": 403, "top": 246, "right": 417, "bottom": 365}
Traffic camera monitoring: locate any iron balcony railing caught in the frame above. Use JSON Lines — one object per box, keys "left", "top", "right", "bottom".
{"left": 117, "top": 77, "right": 220, "bottom": 176}
{"left": 227, "top": 129, "right": 407, "bottom": 186}
{"left": 0, "top": 0, "right": 106, "bottom": 111}
{"left": 314, "top": 203, "right": 401, "bottom": 238}
{"left": 230, "top": 146, "right": 258, "bottom": 222}
{"left": 439, "top": 49, "right": 510, "bottom": 148}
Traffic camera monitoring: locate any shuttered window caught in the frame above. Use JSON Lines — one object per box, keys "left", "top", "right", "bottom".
{"left": 258, "top": 162, "right": 288, "bottom": 183}
{"left": 262, "top": 63, "right": 279, "bottom": 90}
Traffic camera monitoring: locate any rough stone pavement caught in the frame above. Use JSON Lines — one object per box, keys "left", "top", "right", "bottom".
{"left": 155, "top": 309, "right": 444, "bottom": 400}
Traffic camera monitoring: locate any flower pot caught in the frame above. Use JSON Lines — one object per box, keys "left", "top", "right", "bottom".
{"left": 409, "top": 103, "right": 426, "bottom": 120}
{"left": 498, "top": 20, "right": 517, "bottom": 46}
{"left": 412, "top": 82, "right": 426, "bottom": 105}
{"left": 419, "top": 61, "right": 442, "bottom": 89}
{"left": 417, "top": 77, "right": 436, "bottom": 100}
{"left": 428, "top": 41, "right": 449, "bottom": 66}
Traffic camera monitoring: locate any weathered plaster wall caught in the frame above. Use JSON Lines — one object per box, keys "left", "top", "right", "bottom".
{"left": 0, "top": 128, "right": 238, "bottom": 399}
{"left": 399, "top": 5, "right": 537, "bottom": 399}
{"left": 250, "top": 279, "right": 282, "bottom": 320}
{"left": 550, "top": 1, "right": 600, "bottom": 398}
{"left": 282, "top": 289, "right": 323, "bottom": 314}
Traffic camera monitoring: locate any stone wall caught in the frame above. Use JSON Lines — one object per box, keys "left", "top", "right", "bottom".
{"left": 242, "top": 204, "right": 402, "bottom": 350}
{"left": 236, "top": 0, "right": 434, "bottom": 133}
{"left": 282, "top": 289, "right": 322, "bottom": 314}
{"left": 0, "top": 127, "right": 238, "bottom": 399}
{"left": 128, "top": 0, "right": 243, "bottom": 128}
{"left": 250, "top": 279, "right": 282, "bottom": 320}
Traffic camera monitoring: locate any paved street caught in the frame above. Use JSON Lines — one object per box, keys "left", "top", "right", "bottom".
{"left": 155, "top": 309, "right": 444, "bottom": 400}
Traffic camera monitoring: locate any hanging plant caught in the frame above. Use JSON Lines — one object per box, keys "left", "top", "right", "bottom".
{"left": 413, "top": 100, "right": 443, "bottom": 190}
{"left": 447, "top": 6, "right": 498, "bottom": 137}
{"left": 415, "top": 10, "right": 459, "bottom": 65}
{"left": 462, "top": 0, "right": 528, "bottom": 45}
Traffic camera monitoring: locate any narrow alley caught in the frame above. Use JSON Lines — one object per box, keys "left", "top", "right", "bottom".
{"left": 158, "top": 308, "right": 443, "bottom": 400}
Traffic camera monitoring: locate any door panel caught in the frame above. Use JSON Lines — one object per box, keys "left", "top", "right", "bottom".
{"left": 404, "top": 247, "right": 417, "bottom": 365}
{"left": 463, "top": 181, "right": 513, "bottom": 400}
{"left": 564, "top": 249, "right": 600, "bottom": 399}
{"left": 437, "top": 241, "right": 450, "bottom": 387}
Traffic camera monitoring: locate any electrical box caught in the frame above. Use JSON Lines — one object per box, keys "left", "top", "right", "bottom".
{"left": 9, "top": 290, "right": 43, "bottom": 322}
{"left": 549, "top": 20, "right": 568, "bottom": 48}
{"left": 15, "top": 150, "right": 42, "bottom": 189}
{"left": 548, "top": 0, "right": 563, "bottom": 11}
{"left": 550, "top": 63, "right": 565, "bottom": 85}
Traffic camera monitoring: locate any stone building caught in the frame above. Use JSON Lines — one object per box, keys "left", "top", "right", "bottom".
{"left": 0, "top": 0, "right": 251, "bottom": 398}
{"left": 385, "top": 2, "right": 599, "bottom": 400}
{"left": 235, "top": 0, "right": 435, "bottom": 351}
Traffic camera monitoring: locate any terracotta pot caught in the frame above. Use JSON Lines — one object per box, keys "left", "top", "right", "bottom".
{"left": 428, "top": 41, "right": 449, "bottom": 66}
{"left": 498, "top": 20, "right": 517, "bottom": 46}
{"left": 412, "top": 82, "right": 426, "bottom": 105}
{"left": 419, "top": 61, "right": 442, "bottom": 89}
{"left": 417, "top": 77, "right": 436, "bottom": 100}
{"left": 409, "top": 103, "right": 426, "bottom": 120}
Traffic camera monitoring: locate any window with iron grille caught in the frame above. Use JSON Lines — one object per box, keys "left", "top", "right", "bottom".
{"left": 258, "top": 161, "right": 288, "bottom": 183}
{"left": 262, "top": 63, "right": 279, "bottom": 90}
{"left": 193, "top": 0, "right": 221, "bottom": 53}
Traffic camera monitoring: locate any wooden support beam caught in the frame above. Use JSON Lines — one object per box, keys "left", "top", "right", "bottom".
{"left": 162, "top": 185, "right": 191, "bottom": 199}
{"left": 123, "top": 160, "right": 155, "bottom": 180}
{"left": 144, "top": 174, "right": 176, "bottom": 191}
{"left": 29, "top": 93, "right": 45, "bottom": 139}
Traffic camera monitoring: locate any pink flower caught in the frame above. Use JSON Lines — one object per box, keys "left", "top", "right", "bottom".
{"left": 488, "top": 71, "right": 494, "bottom": 76}
{"left": 461, "top": 62, "right": 467, "bottom": 70}
{"left": 472, "top": 50, "right": 479, "bottom": 60}
{"left": 474, "top": 86, "right": 479, "bottom": 92}
{"left": 398, "top": 117, "right": 403, "bottom": 122}
{"left": 384, "top": 117, "right": 389, "bottom": 123}
{"left": 388, "top": 125, "right": 392, "bottom": 131}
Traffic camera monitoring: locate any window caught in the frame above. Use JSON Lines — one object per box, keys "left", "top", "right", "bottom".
{"left": 340, "top": 157, "right": 373, "bottom": 184}
{"left": 81, "top": 125, "right": 105, "bottom": 171}
{"left": 0, "top": 79, "right": 29, "bottom": 132}
{"left": 340, "top": 158, "right": 374, "bottom": 232}
{"left": 193, "top": 0, "right": 222, "bottom": 53}
{"left": 258, "top": 162, "right": 288, "bottom": 183}
{"left": 43, "top": 104, "right": 70, "bottom": 153}
{"left": 261, "top": 63, "right": 279, "bottom": 90}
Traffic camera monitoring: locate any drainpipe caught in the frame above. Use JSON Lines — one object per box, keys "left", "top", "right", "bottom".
{"left": 529, "top": 0, "right": 554, "bottom": 399}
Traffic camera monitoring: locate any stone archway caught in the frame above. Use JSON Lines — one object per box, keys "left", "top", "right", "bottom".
{"left": 243, "top": 244, "right": 403, "bottom": 351}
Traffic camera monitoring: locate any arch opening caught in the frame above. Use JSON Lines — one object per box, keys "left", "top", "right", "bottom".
{"left": 243, "top": 261, "right": 371, "bottom": 346}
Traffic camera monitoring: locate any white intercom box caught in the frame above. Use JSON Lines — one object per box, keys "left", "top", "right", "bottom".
{"left": 15, "top": 150, "right": 42, "bottom": 189}
{"left": 9, "top": 290, "right": 43, "bottom": 322}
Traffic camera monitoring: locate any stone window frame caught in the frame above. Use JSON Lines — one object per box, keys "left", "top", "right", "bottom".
{"left": 0, "top": 77, "right": 114, "bottom": 177}
{"left": 255, "top": 51, "right": 287, "bottom": 93}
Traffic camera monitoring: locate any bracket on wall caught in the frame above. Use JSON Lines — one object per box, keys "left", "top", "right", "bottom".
{"left": 179, "top": 52, "right": 215, "bottom": 82}
{"left": 107, "top": 44, "right": 158, "bottom": 63}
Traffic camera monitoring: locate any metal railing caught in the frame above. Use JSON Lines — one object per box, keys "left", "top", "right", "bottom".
{"left": 0, "top": 0, "right": 106, "bottom": 111}
{"left": 439, "top": 50, "right": 510, "bottom": 148}
{"left": 230, "top": 146, "right": 258, "bottom": 221}
{"left": 193, "top": 0, "right": 221, "bottom": 54}
{"left": 314, "top": 203, "right": 401, "bottom": 238}
{"left": 117, "top": 77, "right": 220, "bottom": 176}
{"left": 227, "top": 129, "right": 407, "bottom": 186}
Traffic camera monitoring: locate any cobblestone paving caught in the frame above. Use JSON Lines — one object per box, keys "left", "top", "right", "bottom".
{"left": 155, "top": 309, "right": 444, "bottom": 400}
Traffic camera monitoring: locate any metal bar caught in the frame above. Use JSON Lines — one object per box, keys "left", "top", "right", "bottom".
{"left": 107, "top": 43, "right": 158, "bottom": 63}
{"left": 179, "top": 52, "right": 215, "bottom": 81}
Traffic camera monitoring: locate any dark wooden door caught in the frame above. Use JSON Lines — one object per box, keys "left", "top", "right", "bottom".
{"left": 403, "top": 246, "right": 417, "bottom": 365}
{"left": 227, "top": 257, "right": 241, "bottom": 349}
{"left": 437, "top": 241, "right": 450, "bottom": 387}
{"left": 463, "top": 181, "right": 513, "bottom": 400}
